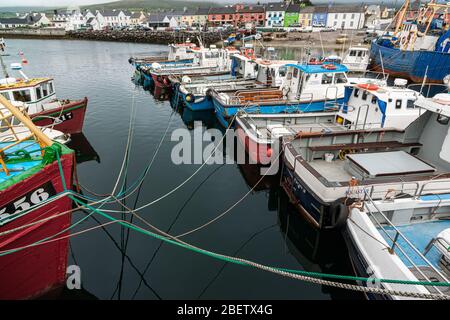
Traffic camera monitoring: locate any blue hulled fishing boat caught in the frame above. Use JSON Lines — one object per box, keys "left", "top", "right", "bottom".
{"left": 369, "top": 0, "right": 450, "bottom": 83}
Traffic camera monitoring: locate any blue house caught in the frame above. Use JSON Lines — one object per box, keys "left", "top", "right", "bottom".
{"left": 312, "top": 6, "right": 328, "bottom": 27}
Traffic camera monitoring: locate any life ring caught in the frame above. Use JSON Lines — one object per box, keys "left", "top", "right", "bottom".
{"left": 328, "top": 199, "right": 350, "bottom": 230}
{"left": 322, "top": 64, "right": 337, "bottom": 70}
{"left": 357, "top": 83, "right": 379, "bottom": 91}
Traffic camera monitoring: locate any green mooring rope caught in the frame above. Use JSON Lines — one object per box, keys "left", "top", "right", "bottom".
{"left": 52, "top": 150, "right": 450, "bottom": 289}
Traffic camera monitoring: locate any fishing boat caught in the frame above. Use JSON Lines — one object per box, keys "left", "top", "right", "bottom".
{"left": 280, "top": 86, "right": 450, "bottom": 231}
{"left": 344, "top": 92, "right": 450, "bottom": 300}
{"left": 369, "top": 0, "right": 450, "bottom": 83}
{"left": 142, "top": 46, "right": 240, "bottom": 91}
{"left": 129, "top": 40, "right": 197, "bottom": 66}
{"left": 0, "top": 63, "right": 88, "bottom": 134}
{"left": 212, "top": 63, "right": 384, "bottom": 128}
{"left": 342, "top": 46, "right": 370, "bottom": 73}
{"left": 172, "top": 57, "right": 296, "bottom": 112}
{"left": 236, "top": 79, "right": 422, "bottom": 165}
{"left": 0, "top": 95, "right": 75, "bottom": 299}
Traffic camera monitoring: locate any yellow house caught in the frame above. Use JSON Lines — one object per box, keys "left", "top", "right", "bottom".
{"left": 299, "top": 6, "right": 314, "bottom": 27}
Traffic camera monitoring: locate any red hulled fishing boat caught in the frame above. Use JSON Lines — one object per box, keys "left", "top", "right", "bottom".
{"left": 0, "top": 95, "right": 75, "bottom": 299}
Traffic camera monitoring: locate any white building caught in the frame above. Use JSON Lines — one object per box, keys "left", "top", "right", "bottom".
{"left": 326, "top": 6, "right": 365, "bottom": 30}
{"left": 265, "top": 2, "right": 287, "bottom": 27}
{"left": 96, "top": 10, "right": 128, "bottom": 28}
{"left": 66, "top": 11, "right": 87, "bottom": 30}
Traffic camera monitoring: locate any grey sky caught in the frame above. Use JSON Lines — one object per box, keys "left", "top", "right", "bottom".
{"left": 0, "top": 0, "right": 367, "bottom": 8}
{"left": 0, "top": 0, "right": 113, "bottom": 6}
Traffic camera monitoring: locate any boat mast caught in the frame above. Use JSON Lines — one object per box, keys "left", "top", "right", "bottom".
{"left": 395, "top": 0, "right": 410, "bottom": 33}
{"left": 0, "top": 95, "right": 53, "bottom": 147}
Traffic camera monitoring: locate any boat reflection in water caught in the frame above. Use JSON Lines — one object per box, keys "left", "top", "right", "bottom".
{"left": 277, "top": 190, "right": 365, "bottom": 300}
{"left": 66, "top": 133, "right": 100, "bottom": 165}
{"left": 237, "top": 162, "right": 364, "bottom": 299}
{"left": 178, "top": 105, "right": 218, "bottom": 130}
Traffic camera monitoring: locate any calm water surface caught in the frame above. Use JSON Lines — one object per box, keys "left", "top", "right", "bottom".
{"left": 4, "top": 39, "right": 362, "bottom": 300}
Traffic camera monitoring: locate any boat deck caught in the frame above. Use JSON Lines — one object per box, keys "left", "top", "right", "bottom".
{"left": 380, "top": 220, "right": 450, "bottom": 270}
{"left": 309, "top": 159, "right": 352, "bottom": 182}
{"left": 0, "top": 141, "right": 42, "bottom": 187}
{"left": 246, "top": 120, "right": 348, "bottom": 140}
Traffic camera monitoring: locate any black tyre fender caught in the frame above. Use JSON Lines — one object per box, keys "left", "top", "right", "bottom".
{"left": 205, "top": 88, "right": 214, "bottom": 101}
{"left": 328, "top": 199, "right": 350, "bottom": 230}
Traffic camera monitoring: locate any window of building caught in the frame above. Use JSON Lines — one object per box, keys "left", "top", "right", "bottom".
{"left": 343, "top": 14, "right": 347, "bottom": 19}
{"left": 351, "top": 13, "right": 355, "bottom": 19}
{"left": 350, "top": 21, "right": 354, "bottom": 27}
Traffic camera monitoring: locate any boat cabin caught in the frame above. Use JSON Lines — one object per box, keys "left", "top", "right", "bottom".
{"left": 342, "top": 47, "right": 369, "bottom": 72}
{"left": 0, "top": 77, "right": 57, "bottom": 115}
{"left": 254, "top": 60, "right": 297, "bottom": 87}
{"left": 191, "top": 46, "right": 240, "bottom": 71}
{"left": 336, "top": 80, "right": 422, "bottom": 130}
{"left": 167, "top": 42, "right": 197, "bottom": 61}
{"left": 282, "top": 63, "right": 350, "bottom": 102}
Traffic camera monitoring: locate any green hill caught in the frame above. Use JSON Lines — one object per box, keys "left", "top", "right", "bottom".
{"left": 83, "top": 0, "right": 221, "bottom": 11}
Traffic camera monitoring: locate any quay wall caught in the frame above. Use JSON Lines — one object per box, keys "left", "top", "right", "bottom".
{"left": 0, "top": 29, "right": 229, "bottom": 45}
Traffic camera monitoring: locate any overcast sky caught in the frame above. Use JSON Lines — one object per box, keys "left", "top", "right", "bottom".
{"left": 0, "top": 0, "right": 374, "bottom": 7}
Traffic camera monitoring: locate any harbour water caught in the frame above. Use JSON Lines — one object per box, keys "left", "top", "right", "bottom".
{"left": 3, "top": 39, "right": 362, "bottom": 300}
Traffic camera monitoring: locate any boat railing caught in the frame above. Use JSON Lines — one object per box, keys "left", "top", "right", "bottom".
{"left": 407, "top": 83, "right": 449, "bottom": 98}
{"left": 362, "top": 189, "right": 450, "bottom": 295}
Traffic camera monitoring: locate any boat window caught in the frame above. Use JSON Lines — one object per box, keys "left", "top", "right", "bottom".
{"left": 322, "top": 73, "right": 333, "bottom": 84}
{"left": 406, "top": 99, "right": 415, "bottom": 109}
{"left": 0, "top": 92, "right": 9, "bottom": 100}
{"left": 371, "top": 95, "right": 377, "bottom": 104}
{"left": 48, "top": 82, "right": 54, "bottom": 94}
{"left": 12, "top": 90, "right": 32, "bottom": 103}
{"left": 395, "top": 99, "right": 402, "bottom": 109}
{"left": 293, "top": 68, "right": 298, "bottom": 78}
{"left": 437, "top": 114, "right": 450, "bottom": 125}
{"left": 36, "top": 87, "right": 42, "bottom": 100}
{"left": 354, "top": 88, "right": 360, "bottom": 97}
{"left": 279, "top": 67, "right": 287, "bottom": 77}
{"left": 42, "top": 83, "right": 49, "bottom": 97}
{"left": 362, "top": 91, "right": 368, "bottom": 101}
{"left": 357, "top": 51, "right": 363, "bottom": 57}
{"left": 349, "top": 50, "right": 356, "bottom": 56}
{"left": 335, "top": 73, "right": 347, "bottom": 84}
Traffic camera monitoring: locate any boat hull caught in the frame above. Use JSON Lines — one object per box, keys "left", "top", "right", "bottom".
{"left": 213, "top": 98, "right": 344, "bottom": 128}
{"left": 31, "top": 98, "right": 88, "bottom": 134}
{"left": 0, "top": 152, "right": 74, "bottom": 300}
{"left": 235, "top": 120, "right": 272, "bottom": 165}
{"left": 369, "top": 40, "right": 450, "bottom": 83}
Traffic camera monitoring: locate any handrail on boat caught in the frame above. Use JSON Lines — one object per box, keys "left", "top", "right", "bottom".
{"left": 362, "top": 189, "right": 450, "bottom": 294}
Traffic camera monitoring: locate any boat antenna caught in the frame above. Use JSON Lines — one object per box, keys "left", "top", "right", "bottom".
{"left": 0, "top": 56, "right": 9, "bottom": 78}
{"left": 379, "top": 49, "right": 386, "bottom": 80}
{"left": 419, "top": 65, "right": 429, "bottom": 95}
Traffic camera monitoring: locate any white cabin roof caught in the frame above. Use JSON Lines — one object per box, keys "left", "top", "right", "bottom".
{"left": 415, "top": 94, "right": 450, "bottom": 117}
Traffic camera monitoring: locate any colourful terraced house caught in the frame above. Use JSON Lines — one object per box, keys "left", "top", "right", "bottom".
{"left": 284, "top": 4, "right": 300, "bottom": 27}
